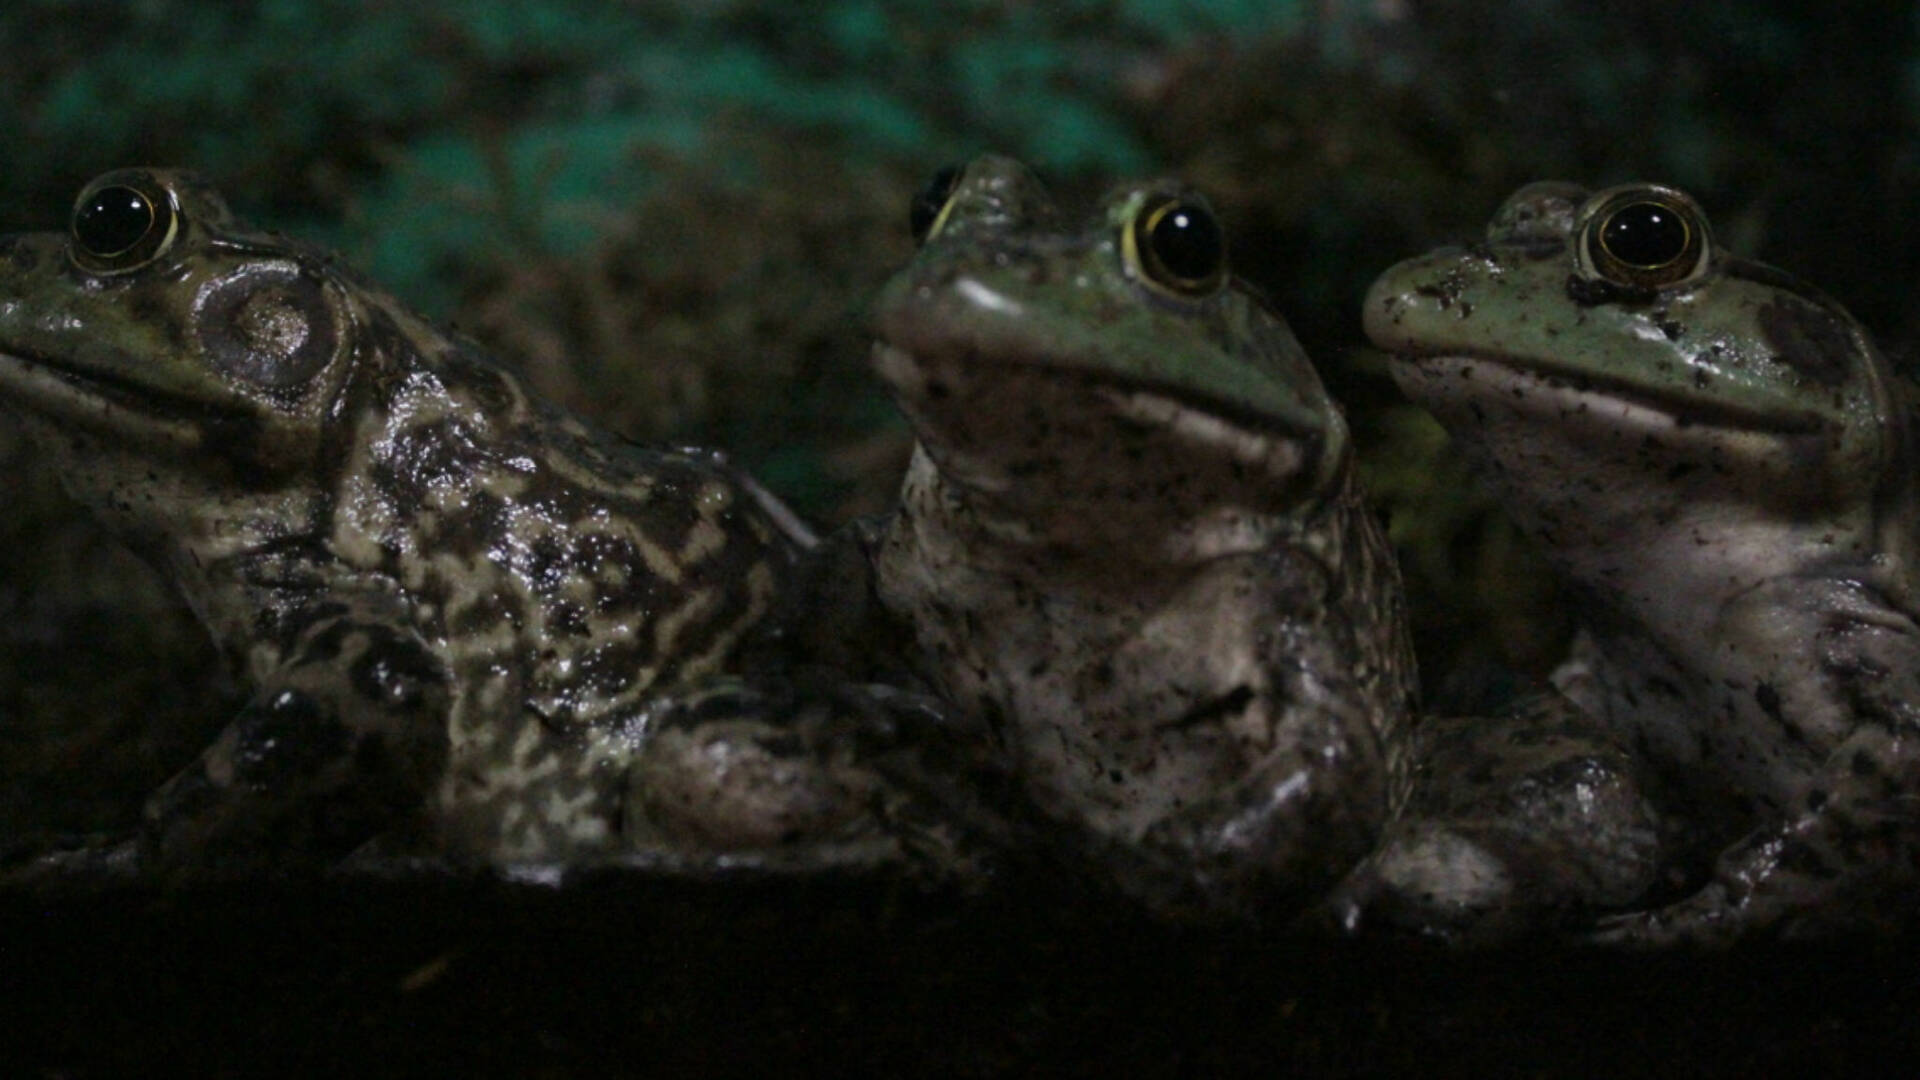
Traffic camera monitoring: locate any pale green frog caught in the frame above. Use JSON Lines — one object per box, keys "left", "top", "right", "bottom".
{"left": 0, "top": 168, "right": 897, "bottom": 872}
{"left": 852, "top": 156, "right": 1419, "bottom": 916}
{"left": 1366, "top": 181, "right": 1920, "bottom": 944}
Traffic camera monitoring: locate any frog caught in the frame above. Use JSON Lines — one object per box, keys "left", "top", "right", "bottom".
{"left": 1365, "top": 180, "right": 1920, "bottom": 944}
{"left": 833, "top": 155, "right": 1422, "bottom": 918}
{"left": 1322, "top": 690, "right": 1664, "bottom": 945}
{"left": 0, "top": 167, "right": 904, "bottom": 874}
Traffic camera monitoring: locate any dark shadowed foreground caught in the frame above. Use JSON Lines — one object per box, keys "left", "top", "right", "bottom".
{"left": 6, "top": 865, "right": 1917, "bottom": 1076}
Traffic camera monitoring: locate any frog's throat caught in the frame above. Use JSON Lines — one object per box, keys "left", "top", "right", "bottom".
{"left": 1390, "top": 349, "right": 1834, "bottom": 437}
{"left": 871, "top": 340, "right": 1323, "bottom": 443}
{"left": 0, "top": 346, "right": 217, "bottom": 450}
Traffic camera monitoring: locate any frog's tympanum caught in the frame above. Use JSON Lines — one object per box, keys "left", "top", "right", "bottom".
{"left": 861, "top": 156, "right": 1418, "bottom": 916}
{"left": 1367, "top": 182, "right": 1920, "bottom": 944}
{"left": 0, "top": 169, "right": 849, "bottom": 871}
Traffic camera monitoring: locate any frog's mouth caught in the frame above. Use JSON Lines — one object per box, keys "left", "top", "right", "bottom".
{"left": 873, "top": 340, "right": 1324, "bottom": 448}
{"left": 0, "top": 344, "right": 230, "bottom": 450}
{"left": 870, "top": 268, "right": 1334, "bottom": 441}
{"left": 1390, "top": 350, "right": 1834, "bottom": 437}
{"left": 871, "top": 339, "right": 1323, "bottom": 443}
{"left": 872, "top": 339, "right": 1330, "bottom": 504}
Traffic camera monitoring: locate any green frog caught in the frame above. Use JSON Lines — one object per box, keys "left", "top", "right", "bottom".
{"left": 1366, "top": 181, "right": 1920, "bottom": 944}
{"left": 851, "top": 156, "right": 1420, "bottom": 916}
{"left": 0, "top": 168, "right": 883, "bottom": 872}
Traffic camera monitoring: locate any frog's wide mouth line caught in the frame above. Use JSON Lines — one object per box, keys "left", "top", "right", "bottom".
{"left": 0, "top": 344, "right": 238, "bottom": 447}
{"left": 1391, "top": 349, "right": 1834, "bottom": 436}
{"left": 872, "top": 340, "right": 1322, "bottom": 441}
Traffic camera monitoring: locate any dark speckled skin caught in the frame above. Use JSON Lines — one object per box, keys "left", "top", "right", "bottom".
{"left": 1367, "top": 181, "right": 1920, "bottom": 944}
{"left": 865, "top": 157, "right": 1418, "bottom": 918}
{"left": 0, "top": 169, "right": 801, "bottom": 868}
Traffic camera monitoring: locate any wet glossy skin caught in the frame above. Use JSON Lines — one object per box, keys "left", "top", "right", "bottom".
{"left": 867, "top": 156, "right": 1417, "bottom": 915}
{"left": 1366, "top": 181, "right": 1920, "bottom": 943}
{"left": 0, "top": 169, "right": 810, "bottom": 869}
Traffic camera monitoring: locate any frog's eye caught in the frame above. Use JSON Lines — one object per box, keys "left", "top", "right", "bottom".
{"left": 1577, "top": 187, "right": 1712, "bottom": 291}
{"left": 70, "top": 173, "right": 180, "bottom": 275}
{"left": 909, "top": 163, "right": 965, "bottom": 245}
{"left": 1124, "top": 193, "right": 1228, "bottom": 298}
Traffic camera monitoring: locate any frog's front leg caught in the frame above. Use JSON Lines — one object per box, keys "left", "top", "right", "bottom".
{"left": 141, "top": 597, "right": 450, "bottom": 873}
{"left": 1122, "top": 612, "right": 1398, "bottom": 920}
{"left": 1021, "top": 551, "right": 1403, "bottom": 921}
{"left": 1138, "top": 701, "right": 1391, "bottom": 919}
{"left": 1593, "top": 768, "right": 1916, "bottom": 949}
{"left": 629, "top": 679, "right": 882, "bottom": 853}
{"left": 1596, "top": 586, "right": 1920, "bottom": 947}
{"left": 627, "top": 676, "right": 1008, "bottom": 877}
{"left": 1325, "top": 695, "right": 1663, "bottom": 945}
{"left": 1595, "top": 735, "right": 1920, "bottom": 947}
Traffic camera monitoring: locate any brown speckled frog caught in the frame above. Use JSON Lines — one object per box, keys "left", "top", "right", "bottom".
{"left": 0, "top": 168, "right": 847, "bottom": 872}
{"left": 1366, "top": 181, "right": 1920, "bottom": 944}
{"left": 847, "top": 156, "right": 1419, "bottom": 916}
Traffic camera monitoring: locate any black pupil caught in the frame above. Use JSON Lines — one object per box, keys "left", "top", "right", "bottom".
{"left": 909, "top": 164, "right": 963, "bottom": 242}
{"left": 1148, "top": 200, "right": 1223, "bottom": 283}
{"left": 1599, "top": 202, "right": 1687, "bottom": 268}
{"left": 74, "top": 186, "right": 156, "bottom": 256}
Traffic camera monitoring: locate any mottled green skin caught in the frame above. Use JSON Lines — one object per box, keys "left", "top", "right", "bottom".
{"left": 868, "top": 156, "right": 1417, "bottom": 916}
{"left": 0, "top": 169, "right": 802, "bottom": 869}
{"left": 1367, "top": 181, "right": 1920, "bottom": 944}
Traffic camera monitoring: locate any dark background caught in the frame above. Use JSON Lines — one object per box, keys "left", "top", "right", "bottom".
{"left": 9, "top": 866, "right": 1920, "bottom": 1076}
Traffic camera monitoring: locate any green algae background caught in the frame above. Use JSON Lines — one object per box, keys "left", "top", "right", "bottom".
{"left": 3, "top": 0, "right": 1918, "bottom": 842}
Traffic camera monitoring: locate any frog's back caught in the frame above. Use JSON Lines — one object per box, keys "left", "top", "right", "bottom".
{"left": 0, "top": 168, "right": 807, "bottom": 867}
{"left": 317, "top": 323, "right": 801, "bottom": 858}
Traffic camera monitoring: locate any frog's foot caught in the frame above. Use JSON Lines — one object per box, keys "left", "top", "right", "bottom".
{"left": 3, "top": 829, "right": 123, "bottom": 867}
{"left": 1594, "top": 621, "right": 1920, "bottom": 951}
{"left": 1586, "top": 824, "right": 1912, "bottom": 949}
{"left": 0, "top": 835, "right": 142, "bottom": 888}
{"left": 1587, "top": 883, "right": 1749, "bottom": 948}
{"left": 626, "top": 678, "right": 1006, "bottom": 879}
{"left": 1323, "top": 822, "right": 1529, "bottom": 946}
{"left": 632, "top": 710, "right": 874, "bottom": 852}
{"left": 1323, "top": 813, "right": 1664, "bottom": 946}
{"left": 1582, "top": 878, "right": 1880, "bottom": 949}
{"left": 143, "top": 688, "right": 440, "bottom": 874}
{"left": 1327, "top": 702, "right": 1664, "bottom": 945}
{"left": 141, "top": 609, "right": 451, "bottom": 875}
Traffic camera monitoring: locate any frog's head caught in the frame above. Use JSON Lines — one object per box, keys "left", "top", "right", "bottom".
{"left": 871, "top": 156, "right": 1348, "bottom": 555}
{"left": 1365, "top": 182, "right": 1900, "bottom": 512}
{"left": 1367, "top": 177, "right": 1920, "bottom": 595}
{"left": 0, "top": 169, "right": 432, "bottom": 556}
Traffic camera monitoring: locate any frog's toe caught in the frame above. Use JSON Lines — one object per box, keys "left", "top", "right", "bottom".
{"left": 1586, "top": 883, "right": 1742, "bottom": 949}
{"left": 1587, "top": 910, "right": 1656, "bottom": 947}
{"left": 1324, "top": 823, "right": 1519, "bottom": 945}
{"left": 1587, "top": 909, "right": 1693, "bottom": 949}
{"left": 0, "top": 836, "right": 142, "bottom": 887}
{"left": 628, "top": 715, "right": 876, "bottom": 851}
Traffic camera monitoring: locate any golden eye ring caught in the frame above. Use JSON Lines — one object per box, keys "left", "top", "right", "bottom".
{"left": 70, "top": 170, "right": 181, "bottom": 275}
{"left": 1123, "top": 192, "right": 1228, "bottom": 298}
{"left": 1576, "top": 185, "right": 1712, "bottom": 290}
